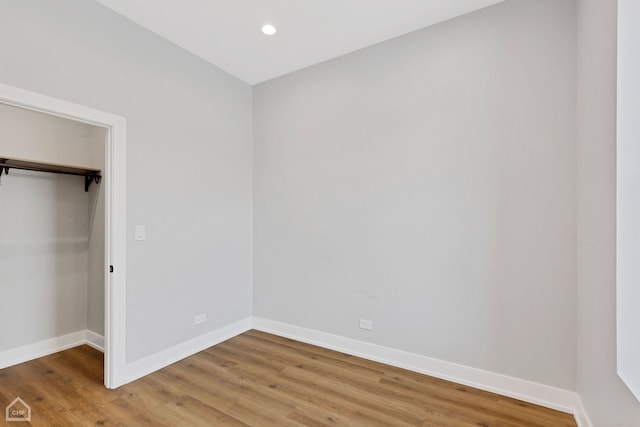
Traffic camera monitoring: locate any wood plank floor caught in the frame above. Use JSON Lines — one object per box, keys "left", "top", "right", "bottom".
{"left": 0, "top": 330, "right": 577, "bottom": 426}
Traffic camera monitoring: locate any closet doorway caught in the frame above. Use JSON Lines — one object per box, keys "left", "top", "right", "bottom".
{"left": 0, "top": 83, "right": 126, "bottom": 389}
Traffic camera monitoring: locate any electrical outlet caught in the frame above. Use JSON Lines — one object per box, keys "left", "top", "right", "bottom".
{"left": 359, "top": 319, "right": 373, "bottom": 331}
{"left": 194, "top": 314, "right": 206, "bottom": 325}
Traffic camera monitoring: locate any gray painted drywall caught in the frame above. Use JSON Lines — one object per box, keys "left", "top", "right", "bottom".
{"left": 0, "top": 104, "right": 95, "bottom": 350}
{"left": 87, "top": 127, "right": 107, "bottom": 336}
{"left": 576, "top": 0, "right": 640, "bottom": 424}
{"left": 254, "top": 0, "right": 577, "bottom": 390}
{"left": 0, "top": 104, "right": 98, "bottom": 167}
{"left": 0, "top": 0, "right": 253, "bottom": 363}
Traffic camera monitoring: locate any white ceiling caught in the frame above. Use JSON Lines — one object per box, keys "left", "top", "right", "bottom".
{"left": 94, "top": 0, "right": 505, "bottom": 85}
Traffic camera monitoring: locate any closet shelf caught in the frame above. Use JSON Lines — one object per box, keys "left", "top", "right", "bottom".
{"left": 0, "top": 156, "right": 101, "bottom": 192}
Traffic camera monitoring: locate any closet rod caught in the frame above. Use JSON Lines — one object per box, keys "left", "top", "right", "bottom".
{"left": 0, "top": 157, "right": 101, "bottom": 192}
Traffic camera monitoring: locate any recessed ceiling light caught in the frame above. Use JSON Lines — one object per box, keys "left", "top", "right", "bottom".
{"left": 261, "top": 24, "right": 277, "bottom": 36}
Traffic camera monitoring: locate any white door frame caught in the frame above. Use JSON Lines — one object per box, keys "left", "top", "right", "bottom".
{"left": 0, "top": 82, "right": 127, "bottom": 389}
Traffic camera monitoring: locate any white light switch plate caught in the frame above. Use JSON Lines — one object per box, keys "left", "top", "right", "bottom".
{"left": 135, "top": 225, "right": 146, "bottom": 241}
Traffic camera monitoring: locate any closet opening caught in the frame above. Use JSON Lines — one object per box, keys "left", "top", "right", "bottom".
{"left": 0, "top": 83, "right": 127, "bottom": 389}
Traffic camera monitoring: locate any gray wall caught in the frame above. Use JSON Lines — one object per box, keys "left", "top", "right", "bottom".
{"left": 254, "top": 0, "right": 577, "bottom": 390}
{"left": 576, "top": 0, "right": 640, "bottom": 424}
{"left": 0, "top": 104, "right": 95, "bottom": 350}
{"left": 0, "top": 0, "right": 253, "bottom": 363}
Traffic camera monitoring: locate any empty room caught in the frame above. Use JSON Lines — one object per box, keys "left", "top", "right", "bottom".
{"left": 0, "top": 0, "right": 639, "bottom": 426}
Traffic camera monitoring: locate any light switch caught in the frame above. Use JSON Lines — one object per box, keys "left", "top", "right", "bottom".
{"left": 135, "top": 225, "right": 146, "bottom": 241}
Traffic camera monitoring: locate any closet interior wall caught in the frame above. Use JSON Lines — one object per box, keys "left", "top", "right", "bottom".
{"left": 0, "top": 103, "right": 105, "bottom": 353}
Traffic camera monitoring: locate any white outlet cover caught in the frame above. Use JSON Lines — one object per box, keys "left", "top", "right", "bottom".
{"left": 359, "top": 319, "right": 373, "bottom": 330}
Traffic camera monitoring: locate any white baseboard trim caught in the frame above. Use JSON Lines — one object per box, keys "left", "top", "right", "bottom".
{"left": 0, "top": 330, "right": 105, "bottom": 370}
{"left": 122, "top": 318, "right": 252, "bottom": 385}
{"left": 1, "top": 319, "right": 590, "bottom": 426}
{"left": 573, "top": 394, "right": 593, "bottom": 427}
{"left": 85, "top": 330, "right": 105, "bottom": 352}
{"left": 252, "top": 317, "right": 577, "bottom": 416}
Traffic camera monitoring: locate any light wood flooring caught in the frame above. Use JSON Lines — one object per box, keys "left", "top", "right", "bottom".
{"left": 0, "top": 330, "right": 577, "bottom": 426}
